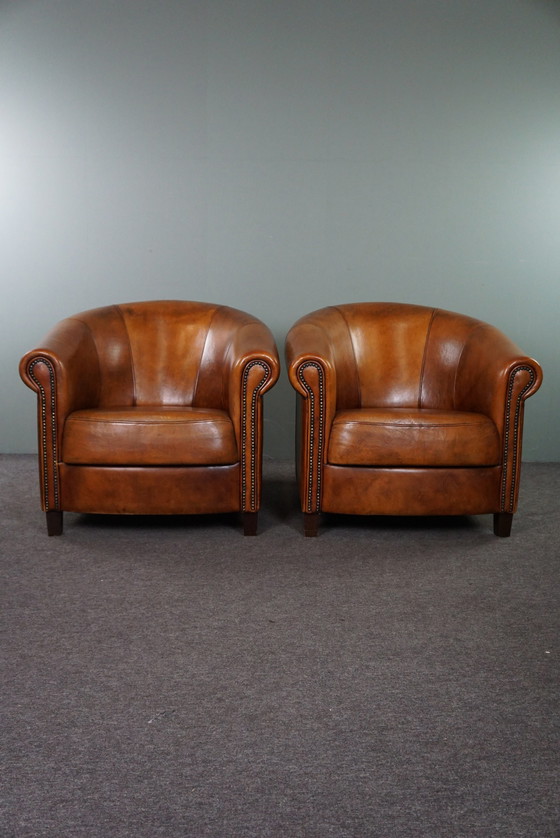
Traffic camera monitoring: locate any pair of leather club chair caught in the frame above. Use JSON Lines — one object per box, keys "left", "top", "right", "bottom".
{"left": 20, "top": 300, "right": 542, "bottom": 538}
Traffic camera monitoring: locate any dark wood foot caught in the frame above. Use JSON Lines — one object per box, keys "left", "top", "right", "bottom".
{"left": 493, "top": 512, "right": 513, "bottom": 537}
{"left": 46, "top": 510, "right": 63, "bottom": 536}
{"left": 304, "top": 512, "right": 319, "bottom": 537}
{"left": 243, "top": 511, "right": 258, "bottom": 536}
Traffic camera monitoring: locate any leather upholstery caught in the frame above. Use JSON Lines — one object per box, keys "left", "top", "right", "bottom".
{"left": 328, "top": 408, "right": 501, "bottom": 467}
{"left": 62, "top": 407, "right": 238, "bottom": 466}
{"left": 285, "top": 302, "right": 542, "bottom": 534}
{"left": 20, "top": 301, "right": 280, "bottom": 532}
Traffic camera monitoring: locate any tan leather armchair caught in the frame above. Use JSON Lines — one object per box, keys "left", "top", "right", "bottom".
{"left": 20, "top": 301, "right": 280, "bottom": 536}
{"left": 286, "top": 303, "right": 542, "bottom": 537}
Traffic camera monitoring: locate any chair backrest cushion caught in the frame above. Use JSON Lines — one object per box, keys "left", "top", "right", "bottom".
{"left": 325, "top": 303, "right": 484, "bottom": 410}
{"left": 67, "top": 301, "right": 254, "bottom": 408}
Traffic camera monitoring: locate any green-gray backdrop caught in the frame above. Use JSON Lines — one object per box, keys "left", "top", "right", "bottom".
{"left": 2, "top": 0, "right": 559, "bottom": 460}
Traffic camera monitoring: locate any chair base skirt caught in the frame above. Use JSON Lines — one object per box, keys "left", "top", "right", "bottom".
{"left": 321, "top": 464, "right": 506, "bottom": 517}
{"left": 43, "top": 464, "right": 261, "bottom": 535}
{"left": 57, "top": 463, "right": 243, "bottom": 515}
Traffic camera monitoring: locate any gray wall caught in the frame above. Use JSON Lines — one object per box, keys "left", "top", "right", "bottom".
{"left": 2, "top": 0, "right": 559, "bottom": 460}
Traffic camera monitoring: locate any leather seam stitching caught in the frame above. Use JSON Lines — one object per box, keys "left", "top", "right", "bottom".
{"left": 193, "top": 305, "right": 219, "bottom": 407}
{"left": 297, "top": 361, "right": 325, "bottom": 513}
{"left": 419, "top": 308, "right": 437, "bottom": 409}
{"left": 453, "top": 322, "right": 485, "bottom": 411}
{"left": 67, "top": 418, "right": 231, "bottom": 425}
{"left": 67, "top": 317, "right": 102, "bottom": 403}
{"left": 115, "top": 305, "right": 136, "bottom": 406}
{"left": 333, "top": 306, "right": 360, "bottom": 407}
{"left": 241, "top": 360, "right": 271, "bottom": 512}
{"left": 333, "top": 422, "right": 492, "bottom": 429}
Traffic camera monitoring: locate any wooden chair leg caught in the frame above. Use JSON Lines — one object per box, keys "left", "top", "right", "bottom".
{"left": 243, "top": 511, "right": 258, "bottom": 536}
{"left": 493, "top": 512, "right": 513, "bottom": 537}
{"left": 304, "top": 512, "right": 319, "bottom": 537}
{"left": 46, "top": 510, "right": 63, "bottom": 536}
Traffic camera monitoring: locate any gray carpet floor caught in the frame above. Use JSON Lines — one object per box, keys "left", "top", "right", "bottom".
{"left": 2, "top": 455, "right": 559, "bottom": 838}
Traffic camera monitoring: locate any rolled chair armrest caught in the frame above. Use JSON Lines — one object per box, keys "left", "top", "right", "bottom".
{"left": 456, "top": 323, "right": 543, "bottom": 513}
{"left": 19, "top": 317, "right": 102, "bottom": 415}
{"left": 19, "top": 317, "right": 102, "bottom": 511}
{"left": 227, "top": 322, "right": 280, "bottom": 512}
{"left": 455, "top": 323, "right": 542, "bottom": 423}
{"left": 285, "top": 321, "right": 340, "bottom": 513}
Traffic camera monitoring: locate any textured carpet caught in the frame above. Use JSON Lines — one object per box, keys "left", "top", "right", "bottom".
{"left": 2, "top": 455, "right": 559, "bottom": 838}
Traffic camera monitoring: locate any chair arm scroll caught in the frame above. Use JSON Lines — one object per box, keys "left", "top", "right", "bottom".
{"left": 240, "top": 359, "right": 275, "bottom": 511}
{"left": 286, "top": 323, "right": 339, "bottom": 514}
{"left": 20, "top": 355, "right": 60, "bottom": 511}
{"left": 294, "top": 359, "right": 328, "bottom": 513}
{"left": 227, "top": 322, "right": 280, "bottom": 512}
{"left": 19, "top": 318, "right": 102, "bottom": 511}
{"left": 500, "top": 361, "right": 543, "bottom": 513}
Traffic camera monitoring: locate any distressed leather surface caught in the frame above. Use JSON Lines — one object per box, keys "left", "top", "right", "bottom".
{"left": 63, "top": 407, "right": 238, "bottom": 466}
{"left": 321, "top": 465, "right": 502, "bottom": 516}
{"left": 328, "top": 407, "right": 500, "bottom": 467}
{"left": 58, "top": 464, "right": 241, "bottom": 515}
{"left": 20, "top": 301, "right": 280, "bottom": 516}
{"left": 286, "top": 302, "right": 542, "bottom": 517}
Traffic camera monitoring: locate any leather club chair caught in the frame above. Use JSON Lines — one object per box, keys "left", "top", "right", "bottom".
{"left": 20, "top": 301, "right": 280, "bottom": 536}
{"left": 285, "top": 302, "right": 542, "bottom": 537}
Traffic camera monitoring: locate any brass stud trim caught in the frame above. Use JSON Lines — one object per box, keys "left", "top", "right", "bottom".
{"left": 501, "top": 365, "right": 536, "bottom": 512}
{"left": 297, "top": 361, "right": 325, "bottom": 513}
{"left": 27, "top": 358, "right": 59, "bottom": 511}
{"left": 241, "top": 361, "right": 271, "bottom": 511}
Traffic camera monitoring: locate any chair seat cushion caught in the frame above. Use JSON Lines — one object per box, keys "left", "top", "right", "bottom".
{"left": 328, "top": 408, "right": 501, "bottom": 467}
{"left": 62, "top": 407, "right": 238, "bottom": 466}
